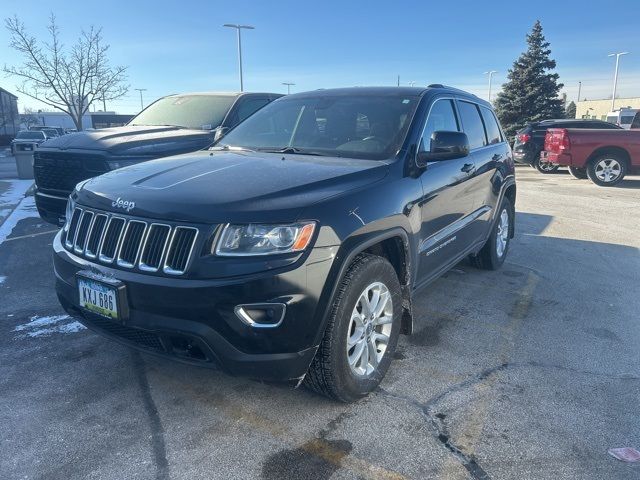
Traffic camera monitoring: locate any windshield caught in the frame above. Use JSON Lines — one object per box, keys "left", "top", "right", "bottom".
{"left": 620, "top": 115, "right": 634, "bottom": 125}
{"left": 218, "top": 94, "right": 420, "bottom": 160}
{"left": 130, "top": 94, "right": 237, "bottom": 130}
{"left": 16, "top": 131, "right": 44, "bottom": 139}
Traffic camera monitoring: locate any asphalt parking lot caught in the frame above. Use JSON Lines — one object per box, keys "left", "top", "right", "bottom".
{"left": 0, "top": 165, "right": 639, "bottom": 480}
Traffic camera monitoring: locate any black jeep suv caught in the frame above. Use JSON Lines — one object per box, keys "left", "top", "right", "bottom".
{"left": 512, "top": 119, "right": 621, "bottom": 175}
{"left": 34, "top": 91, "right": 281, "bottom": 225}
{"left": 54, "top": 86, "right": 516, "bottom": 402}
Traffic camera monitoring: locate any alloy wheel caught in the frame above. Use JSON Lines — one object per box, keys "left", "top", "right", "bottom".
{"left": 594, "top": 158, "right": 621, "bottom": 183}
{"left": 346, "top": 282, "right": 393, "bottom": 377}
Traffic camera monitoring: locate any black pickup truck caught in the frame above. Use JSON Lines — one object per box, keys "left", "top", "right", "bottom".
{"left": 54, "top": 86, "right": 516, "bottom": 402}
{"left": 34, "top": 92, "right": 281, "bottom": 225}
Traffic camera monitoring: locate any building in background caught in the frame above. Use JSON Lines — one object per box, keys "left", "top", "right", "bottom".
{"left": 19, "top": 110, "right": 134, "bottom": 130}
{"left": 0, "top": 87, "right": 19, "bottom": 144}
{"left": 575, "top": 97, "right": 640, "bottom": 120}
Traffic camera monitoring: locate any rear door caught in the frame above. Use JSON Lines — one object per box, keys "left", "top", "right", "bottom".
{"left": 416, "top": 98, "right": 478, "bottom": 284}
{"left": 467, "top": 104, "right": 511, "bottom": 238}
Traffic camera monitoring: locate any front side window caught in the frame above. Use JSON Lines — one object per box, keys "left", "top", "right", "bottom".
{"left": 479, "top": 106, "right": 503, "bottom": 145}
{"left": 234, "top": 98, "right": 270, "bottom": 125}
{"left": 219, "top": 94, "right": 420, "bottom": 160}
{"left": 420, "top": 99, "right": 459, "bottom": 151}
{"left": 458, "top": 101, "right": 487, "bottom": 149}
{"left": 130, "top": 95, "right": 237, "bottom": 130}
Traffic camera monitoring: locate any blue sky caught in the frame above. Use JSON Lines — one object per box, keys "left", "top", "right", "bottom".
{"left": 1, "top": 0, "right": 639, "bottom": 114}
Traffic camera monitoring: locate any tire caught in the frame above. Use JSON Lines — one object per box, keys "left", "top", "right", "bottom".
{"left": 534, "top": 157, "right": 559, "bottom": 174}
{"left": 567, "top": 166, "right": 588, "bottom": 179}
{"left": 304, "top": 254, "right": 402, "bottom": 402}
{"left": 586, "top": 154, "right": 627, "bottom": 187}
{"left": 471, "top": 196, "right": 514, "bottom": 270}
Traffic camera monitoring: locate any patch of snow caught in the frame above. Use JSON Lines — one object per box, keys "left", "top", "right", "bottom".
{"left": 0, "top": 195, "right": 39, "bottom": 245}
{"left": 0, "top": 275, "right": 6, "bottom": 284}
{"left": 0, "top": 179, "right": 33, "bottom": 206}
{"left": 13, "top": 314, "right": 86, "bottom": 338}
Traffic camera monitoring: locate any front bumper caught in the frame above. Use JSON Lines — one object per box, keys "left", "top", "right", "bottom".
{"left": 35, "top": 189, "right": 68, "bottom": 226}
{"left": 53, "top": 231, "right": 338, "bottom": 381}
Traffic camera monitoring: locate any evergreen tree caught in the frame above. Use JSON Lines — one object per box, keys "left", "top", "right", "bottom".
{"left": 565, "top": 101, "right": 577, "bottom": 119}
{"left": 494, "top": 20, "right": 564, "bottom": 139}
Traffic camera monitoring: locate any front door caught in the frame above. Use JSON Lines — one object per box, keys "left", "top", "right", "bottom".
{"left": 416, "top": 98, "right": 477, "bottom": 286}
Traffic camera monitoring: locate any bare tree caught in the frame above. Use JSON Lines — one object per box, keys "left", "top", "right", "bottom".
{"left": 20, "top": 107, "right": 41, "bottom": 128}
{"left": 3, "top": 14, "right": 128, "bottom": 131}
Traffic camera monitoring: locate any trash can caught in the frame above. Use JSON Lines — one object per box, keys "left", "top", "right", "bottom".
{"left": 14, "top": 144, "right": 36, "bottom": 179}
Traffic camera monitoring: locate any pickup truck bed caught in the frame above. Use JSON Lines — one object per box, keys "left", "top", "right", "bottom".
{"left": 543, "top": 128, "right": 640, "bottom": 186}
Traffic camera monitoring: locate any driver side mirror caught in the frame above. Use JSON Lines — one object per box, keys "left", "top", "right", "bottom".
{"left": 416, "top": 131, "right": 470, "bottom": 167}
{"left": 214, "top": 126, "right": 230, "bottom": 143}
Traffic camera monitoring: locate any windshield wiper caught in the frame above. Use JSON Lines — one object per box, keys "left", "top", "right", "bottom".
{"left": 257, "top": 146, "right": 325, "bottom": 156}
{"left": 209, "top": 144, "right": 255, "bottom": 152}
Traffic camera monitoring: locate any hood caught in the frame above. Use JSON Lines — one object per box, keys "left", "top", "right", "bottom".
{"left": 75, "top": 150, "right": 389, "bottom": 223}
{"left": 40, "top": 125, "right": 215, "bottom": 157}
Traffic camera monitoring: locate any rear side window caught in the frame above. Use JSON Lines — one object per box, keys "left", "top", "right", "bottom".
{"left": 458, "top": 101, "right": 487, "bottom": 149}
{"left": 480, "top": 107, "right": 503, "bottom": 144}
{"left": 420, "top": 99, "right": 459, "bottom": 150}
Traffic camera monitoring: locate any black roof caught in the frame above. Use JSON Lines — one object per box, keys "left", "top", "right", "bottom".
{"left": 286, "top": 85, "right": 486, "bottom": 104}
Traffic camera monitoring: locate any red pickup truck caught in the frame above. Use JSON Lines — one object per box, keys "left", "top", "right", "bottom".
{"left": 543, "top": 128, "right": 640, "bottom": 186}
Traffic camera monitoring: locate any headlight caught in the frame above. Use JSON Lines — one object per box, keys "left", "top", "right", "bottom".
{"left": 106, "top": 159, "right": 140, "bottom": 170}
{"left": 214, "top": 222, "right": 316, "bottom": 256}
{"left": 63, "top": 196, "right": 76, "bottom": 232}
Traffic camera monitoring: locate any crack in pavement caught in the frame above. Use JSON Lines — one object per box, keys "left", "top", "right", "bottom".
{"left": 131, "top": 351, "right": 170, "bottom": 480}
{"left": 377, "top": 358, "right": 639, "bottom": 480}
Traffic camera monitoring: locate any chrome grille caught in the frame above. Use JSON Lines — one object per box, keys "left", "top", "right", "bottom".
{"left": 85, "top": 214, "right": 107, "bottom": 258}
{"left": 99, "top": 217, "right": 125, "bottom": 262}
{"left": 164, "top": 227, "right": 198, "bottom": 275}
{"left": 63, "top": 207, "right": 199, "bottom": 276}
{"left": 140, "top": 224, "right": 171, "bottom": 272}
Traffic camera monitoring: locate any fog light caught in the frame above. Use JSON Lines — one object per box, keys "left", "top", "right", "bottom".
{"left": 234, "top": 303, "right": 286, "bottom": 328}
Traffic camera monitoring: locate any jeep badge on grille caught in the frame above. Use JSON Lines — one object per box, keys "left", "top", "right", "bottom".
{"left": 111, "top": 197, "right": 135, "bottom": 212}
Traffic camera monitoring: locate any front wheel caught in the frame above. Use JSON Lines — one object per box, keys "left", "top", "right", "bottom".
{"left": 586, "top": 154, "right": 627, "bottom": 187}
{"left": 304, "top": 254, "right": 402, "bottom": 402}
{"left": 471, "top": 196, "right": 514, "bottom": 270}
{"left": 568, "top": 166, "right": 588, "bottom": 179}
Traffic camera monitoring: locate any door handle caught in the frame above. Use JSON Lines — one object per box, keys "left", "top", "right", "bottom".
{"left": 492, "top": 154, "right": 503, "bottom": 161}
{"left": 461, "top": 163, "right": 475, "bottom": 174}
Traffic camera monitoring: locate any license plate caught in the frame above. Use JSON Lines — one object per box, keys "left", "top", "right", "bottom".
{"left": 78, "top": 277, "right": 119, "bottom": 319}
{"left": 23, "top": 145, "right": 32, "bottom": 151}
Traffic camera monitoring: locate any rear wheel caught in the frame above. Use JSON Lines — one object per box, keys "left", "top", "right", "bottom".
{"left": 586, "top": 154, "right": 627, "bottom": 187}
{"left": 568, "top": 166, "right": 588, "bottom": 179}
{"left": 471, "top": 197, "right": 514, "bottom": 270}
{"left": 534, "top": 157, "right": 559, "bottom": 174}
{"left": 304, "top": 254, "right": 402, "bottom": 402}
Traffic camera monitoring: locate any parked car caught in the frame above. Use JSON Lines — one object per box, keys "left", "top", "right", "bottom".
{"left": 606, "top": 108, "right": 639, "bottom": 130}
{"left": 630, "top": 111, "right": 640, "bottom": 129}
{"left": 34, "top": 91, "right": 282, "bottom": 225}
{"left": 30, "top": 125, "right": 65, "bottom": 136}
{"left": 542, "top": 127, "right": 640, "bottom": 186}
{"left": 54, "top": 86, "right": 516, "bottom": 402}
{"left": 10, "top": 130, "right": 48, "bottom": 154}
{"left": 513, "top": 119, "right": 621, "bottom": 173}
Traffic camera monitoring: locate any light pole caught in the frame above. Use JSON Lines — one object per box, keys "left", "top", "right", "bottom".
{"left": 134, "top": 88, "right": 147, "bottom": 111}
{"left": 608, "top": 52, "right": 629, "bottom": 111}
{"left": 484, "top": 70, "right": 497, "bottom": 102}
{"left": 282, "top": 82, "right": 295, "bottom": 94}
{"left": 577, "top": 81, "right": 582, "bottom": 102}
{"left": 223, "top": 24, "right": 255, "bottom": 92}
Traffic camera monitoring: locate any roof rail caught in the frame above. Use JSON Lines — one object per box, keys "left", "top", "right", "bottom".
{"left": 427, "top": 83, "right": 445, "bottom": 88}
